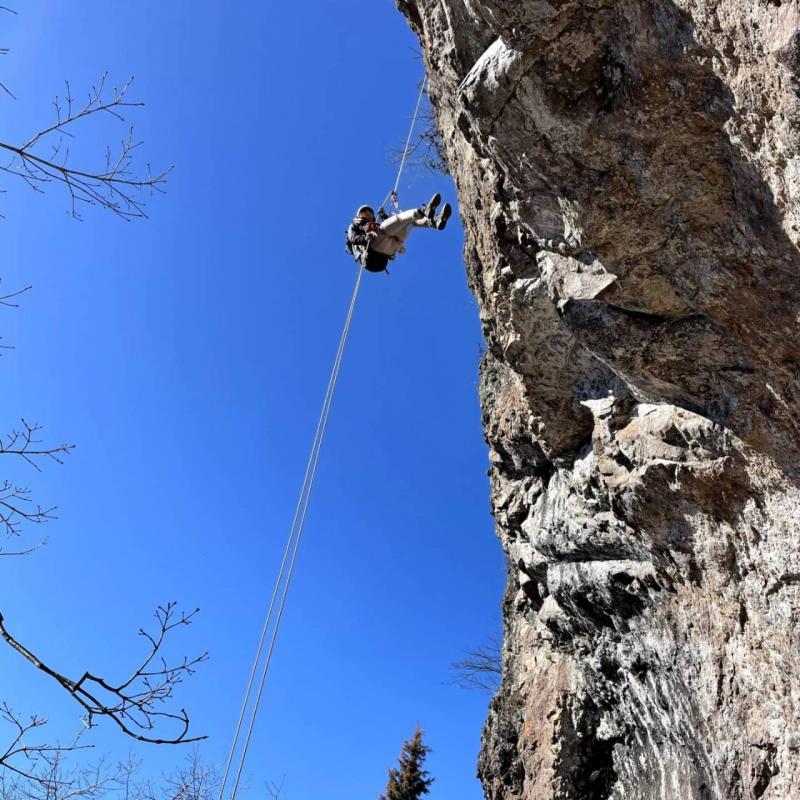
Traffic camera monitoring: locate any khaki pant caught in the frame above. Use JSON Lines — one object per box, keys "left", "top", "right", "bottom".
{"left": 369, "top": 209, "right": 435, "bottom": 257}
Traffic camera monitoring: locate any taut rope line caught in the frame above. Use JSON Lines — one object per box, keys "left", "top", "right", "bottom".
{"left": 380, "top": 77, "right": 428, "bottom": 213}
{"left": 219, "top": 75, "right": 427, "bottom": 800}
{"left": 218, "top": 266, "right": 363, "bottom": 800}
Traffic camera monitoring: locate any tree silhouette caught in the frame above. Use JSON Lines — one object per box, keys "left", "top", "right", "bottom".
{"left": 379, "top": 728, "right": 433, "bottom": 800}
{"left": 0, "top": 8, "right": 204, "bottom": 792}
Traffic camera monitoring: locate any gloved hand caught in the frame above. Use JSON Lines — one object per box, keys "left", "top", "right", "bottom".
{"left": 367, "top": 230, "right": 379, "bottom": 239}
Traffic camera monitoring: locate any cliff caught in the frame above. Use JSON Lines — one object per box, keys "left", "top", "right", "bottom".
{"left": 397, "top": 1, "right": 800, "bottom": 798}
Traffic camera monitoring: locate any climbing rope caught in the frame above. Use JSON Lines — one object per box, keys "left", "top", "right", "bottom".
{"left": 380, "top": 77, "right": 428, "bottom": 213}
{"left": 218, "top": 265, "right": 364, "bottom": 800}
{"left": 218, "top": 77, "right": 428, "bottom": 800}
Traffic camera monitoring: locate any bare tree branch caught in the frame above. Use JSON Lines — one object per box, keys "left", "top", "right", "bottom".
{"left": 0, "top": 536, "right": 46, "bottom": 557}
{"left": 0, "top": 703, "right": 90, "bottom": 788}
{"left": 0, "top": 734, "right": 219, "bottom": 799}
{"left": 388, "top": 86, "right": 448, "bottom": 177}
{"left": 0, "top": 74, "right": 172, "bottom": 220}
{"left": 0, "top": 7, "right": 19, "bottom": 100}
{"left": 0, "top": 16, "right": 207, "bottom": 794}
{"left": 0, "top": 289, "right": 66, "bottom": 541}
{"left": 0, "top": 420, "right": 74, "bottom": 470}
{"left": 0, "top": 481, "right": 56, "bottom": 538}
{"left": 161, "top": 748, "right": 218, "bottom": 800}
{"left": 0, "top": 604, "right": 208, "bottom": 745}
{"left": 7, "top": 751, "right": 116, "bottom": 800}
{"left": 266, "top": 775, "right": 286, "bottom": 799}
{"left": 450, "top": 636, "right": 503, "bottom": 692}
{"left": 0, "top": 421, "right": 71, "bottom": 541}
{"left": 0, "top": 280, "right": 31, "bottom": 351}
{"left": 0, "top": 280, "right": 31, "bottom": 308}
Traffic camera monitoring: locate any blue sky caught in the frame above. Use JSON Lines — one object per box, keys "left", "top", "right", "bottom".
{"left": 1, "top": 2, "right": 504, "bottom": 798}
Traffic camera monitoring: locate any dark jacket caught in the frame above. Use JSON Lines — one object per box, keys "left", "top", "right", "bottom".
{"left": 346, "top": 217, "right": 390, "bottom": 273}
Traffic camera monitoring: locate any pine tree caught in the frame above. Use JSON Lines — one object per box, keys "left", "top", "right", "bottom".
{"left": 379, "top": 727, "right": 434, "bottom": 800}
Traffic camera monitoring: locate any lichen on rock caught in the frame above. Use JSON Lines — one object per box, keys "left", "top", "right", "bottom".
{"left": 398, "top": 0, "right": 800, "bottom": 797}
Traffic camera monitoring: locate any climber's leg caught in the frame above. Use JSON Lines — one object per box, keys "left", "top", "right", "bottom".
{"left": 370, "top": 197, "right": 451, "bottom": 256}
{"left": 370, "top": 209, "right": 421, "bottom": 256}
{"left": 379, "top": 209, "right": 421, "bottom": 238}
{"left": 369, "top": 233, "right": 406, "bottom": 257}
{"left": 380, "top": 193, "right": 442, "bottom": 235}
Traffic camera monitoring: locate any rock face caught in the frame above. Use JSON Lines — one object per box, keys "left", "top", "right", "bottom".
{"left": 398, "top": 1, "right": 800, "bottom": 798}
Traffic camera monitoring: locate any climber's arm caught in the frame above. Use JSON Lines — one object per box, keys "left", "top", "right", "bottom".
{"left": 348, "top": 221, "right": 375, "bottom": 247}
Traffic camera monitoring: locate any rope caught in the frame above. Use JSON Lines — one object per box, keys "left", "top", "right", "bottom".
{"left": 218, "top": 266, "right": 365, "bottom": 800}
{"left": 380, "top": 77, "right": 428, "bottom": 213}
{"left": 219, "top": 73, "right": 428, "bottom": 800}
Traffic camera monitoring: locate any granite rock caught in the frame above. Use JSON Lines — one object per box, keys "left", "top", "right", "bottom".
{"left": 398, "top": 1, "right": 800, "bottom": 797}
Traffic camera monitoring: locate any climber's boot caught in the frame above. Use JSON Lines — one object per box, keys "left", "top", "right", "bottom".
{"left": 435, "top": 203, "right": 452, "bottom": 231}
{"left": 422, "top": 192, "right": 442, "bottom": 221}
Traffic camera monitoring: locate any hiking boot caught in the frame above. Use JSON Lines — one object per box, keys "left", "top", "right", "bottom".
{"left": 435, "top": 203, "right": 452, "bottom": 230}
{"left": 423, "top": 192, "right": 442, "bottom": 220}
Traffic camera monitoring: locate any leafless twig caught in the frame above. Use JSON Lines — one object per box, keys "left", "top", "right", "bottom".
{"left": 0, "top": 480, "right": 56, "bottom": 539}
{"left": 0, "top": 420, "right": 74, "bottom": 470}
{"left": 9, "top": 748, "right": 220, "bottom": 800}
{"left": 0, "top": 280, "right": 31, "bottom": 351}
{"left": 0, "top": 74, "right": 172, "bottom": 220}
{"left": 0, "top": 421, "right": 72, "bottom": 541}
{"left": 0, "top": 537, "right": 46, "bottom": 557}
{"left": 450, "top": 637, "right": 503, "bottom": 692}
{"left": 161, "top": 748, "right": 218, "bottom": 800}
{"left": 388, "top": 87, "right": 448, "bottom": 177}
{"left": 0, "top": 7, "right": 17, "bottom": 101}
{"left": 0, "top": 603, "right": 208, "bottom": 745}
{"left": 266, "top": 775, "right": 286, "bottom": 799}
{"left": 0, "top": 280, "right": 31, "bottom": 308}
{"left": 0, "top": 703, "right": 90, "bottom": 786}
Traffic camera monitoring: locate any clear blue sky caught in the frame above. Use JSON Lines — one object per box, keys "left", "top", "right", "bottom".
{"left": 1, "top": 2, "right": 503, "bottom": 797}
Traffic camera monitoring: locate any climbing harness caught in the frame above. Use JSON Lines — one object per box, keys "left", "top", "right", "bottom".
{"left": 218, "top": 77, "right": 429, "bottom": 800}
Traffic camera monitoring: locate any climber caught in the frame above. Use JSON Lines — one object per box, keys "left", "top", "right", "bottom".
{"left": 345, "top": 193, "right": 452, "bottom": 273}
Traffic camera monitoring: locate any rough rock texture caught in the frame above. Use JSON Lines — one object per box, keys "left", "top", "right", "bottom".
{"left": 398, "top": 1, "right": 800, "bottom": 798}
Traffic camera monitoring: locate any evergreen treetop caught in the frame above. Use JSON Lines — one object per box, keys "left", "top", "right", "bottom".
{"left": 379, "top": 727, "right": 434, "bottom": 800}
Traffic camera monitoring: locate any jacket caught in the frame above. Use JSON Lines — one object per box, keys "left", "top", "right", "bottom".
{"left": 346, "top": 217, "right": 390, "bottom": 273}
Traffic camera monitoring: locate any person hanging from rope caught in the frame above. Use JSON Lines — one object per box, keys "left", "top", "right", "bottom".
{"left": 345, "top": 193, "right": 452, "bottom": 273}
